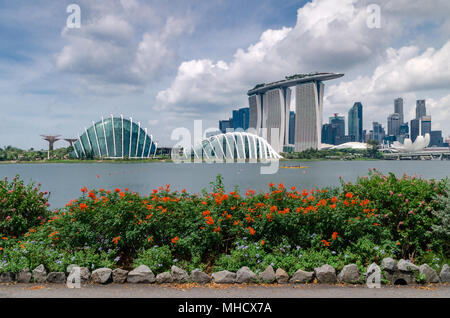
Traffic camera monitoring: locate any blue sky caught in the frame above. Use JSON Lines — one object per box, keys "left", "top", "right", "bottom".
{"left": 1, "top": 0, "right": 449, "bottom": 149}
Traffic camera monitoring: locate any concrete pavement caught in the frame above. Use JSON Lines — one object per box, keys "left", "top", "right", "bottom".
{"left": 1, "top": 283, "right": 449, "bottom": 298}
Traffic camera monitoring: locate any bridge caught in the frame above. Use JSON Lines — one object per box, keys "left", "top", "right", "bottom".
{"left": 382, "top": 149, "right": 450, "bottom": 160}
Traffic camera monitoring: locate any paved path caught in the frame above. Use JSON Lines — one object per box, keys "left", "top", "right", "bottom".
{"left": 1, "top": 283, "right": 449, "bottom": 298}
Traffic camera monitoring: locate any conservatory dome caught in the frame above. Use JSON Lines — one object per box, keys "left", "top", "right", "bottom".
{"left": 186, "top": 132, "right": 282, "bottom": 161}
{"left": 73, "top": 115, "right": 157, "bottom": 159}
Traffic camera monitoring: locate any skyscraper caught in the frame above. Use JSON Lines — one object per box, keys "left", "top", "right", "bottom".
{"left": 329, "top": 114, "right": 345, "bottom": 139}
{"left": 232, "top": 107, "right": 250, "bottom": 130}
{"left": 410, "top": 119, "right": 420, "bottom": 142}
{"left": 421, "top": 116, "right": 431, "bottom": 136}
{"left": 348, "top": 102, "right": 363, "bottom": 142}
{"left": 387, "top": 113, "right": 401, "bottom": 138}
{"left": 295, "top": 81, "right": 324, "bottom": 151}
{"left": 394, "top": 98, "right": 404, "bottom": 124}
{"left": 416, "top": 100, "right": 426, "bottom": 119}
{"left": 372, "top": 122, "right": 385, "bottom": 143}
{"left": 219, "top": 119, "right": 233, "bottom": 133}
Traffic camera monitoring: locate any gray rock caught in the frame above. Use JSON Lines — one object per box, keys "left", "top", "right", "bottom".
{"left": 384, "top": 270, "right": 415, "bottom": 285}
{"left": 32, "top": 264, "right": 47, "bottom": 283}
{"left": 171, "top": 265, "right": 189, "bottom": 283}
{"left": 381, "top": 258, "right": 397, "bottom": 272}
{"left": 419, "top": 264, "right": 439, "bottom": 283}
{"left": 440, "top": 264, "right": 450, "bottom": 283}
{"left": 67, "top": 267, "right": 90, "bottom": 286}
{"left": 314, "top": 264, "right": 337, "bottom": 284}
{"left": 66, "top": 264, "right": 79, "bottom": 274}
{"left": 397, "top": 259, "right": 419, "bottom": 272}
{"left": 91, "top": 268, "right": 112, "bottom": 284}
{"left": 112, "top": 268, "right": 129, "bottom": 284}
{"left": 275, "top": 268, "right": 289, "bottom": 284}
{"left": 236, "top": 266, "right": 258, "bottom": 283}
{"left": 289, "top": 269, "right": 314, "bottom": 284}
{"left": 190, "top": 269, "right": 211, "bottom": 284}
{"left": 212, "top": 270, "right": 236, "bottom": 284}
{"left": 258, "top": 265, "right": 276, "bottom": 283}
{"left": 156, "top": 272, "right": 174, "bottom": 284}
{"left": 16, "top": 268, "right": 32, "bottom": 283}
{"left": 337, "top": 264, "right": 361, "bottom": 284}
{"left": 0, "top": 272, "right": 15, "bottom": 283}
{"left": 127, "top": 265, "right": 155, "bottom": 284}
{"left": 68, "top": 267, "right": 90, "bottom": 283}
{"left": 47, "top": 272, "right": 66, "bottom": 283}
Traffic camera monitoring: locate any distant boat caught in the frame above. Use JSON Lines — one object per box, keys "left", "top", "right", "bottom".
{"left": 281, "top": 166, "right": 308, "bottom": 169}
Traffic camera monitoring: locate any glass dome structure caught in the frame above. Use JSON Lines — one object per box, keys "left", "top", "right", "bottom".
{"left": 73, "top": 115, "right": 157, "bottom": 159}
{"left": 186, "top": 132, "right": 282, "bottom": 161}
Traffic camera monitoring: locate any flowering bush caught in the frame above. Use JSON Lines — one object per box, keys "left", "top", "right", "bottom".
{"left": 340, "top": 169, "right": 448, "bottom": 260}
{"left": 0, "top": 172, "right": 448, "bottom": 274}
{"left": 0, "top": 175, "right": 50, "bottom": 237}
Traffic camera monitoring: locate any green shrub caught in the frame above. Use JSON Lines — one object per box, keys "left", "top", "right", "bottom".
{"left": 133, "top": 245, "right": 173, "bottom": 274}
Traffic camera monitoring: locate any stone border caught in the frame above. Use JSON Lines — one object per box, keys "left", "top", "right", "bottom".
{"left": 1, "top": 260, "right": 449, "bottom": 286}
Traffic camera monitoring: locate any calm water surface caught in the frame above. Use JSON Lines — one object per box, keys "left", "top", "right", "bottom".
{"left": 1, "top": 161, "right": 449, "bottom": 208}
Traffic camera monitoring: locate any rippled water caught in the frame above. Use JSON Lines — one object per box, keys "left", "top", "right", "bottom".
{"left": 1, "top": 160, "right": 449, "bottom": 208}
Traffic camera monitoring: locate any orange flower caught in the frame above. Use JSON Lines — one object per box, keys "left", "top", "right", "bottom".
{"left": 201, "top": 201, "right": 207, "bottom": 205}
{"left": 321, "top": 239, "right": 330, "bottom": 247}
{"left": 202, "top": 210, "right": 211, "bottom": 216}
{"left": 0, "top": 247, "right": 3, "bottom": 251}
{"left": 119, "top": 192, "right": 126, "bottom": 198}
{"left": 330, "top": 204, "right": 336, "bottom": 209}
{"left": 345, "top": 192, "right": 353, "bottom": 199}
{"left": 205, "top": 216, "right": 214, "bottom": 225}
{"left": 79, "top": 203, "right": 88, "bottom": 211}
{"left": 213, "top": 226, "right": 221, "bottom": 233}
{"left": 171, "top": 236, "right": 179, "bottom": 244}
{"left": 331, "top": 196, "right": 338, "bottom": 204}
{"left": 112, "top": 236, "right": 121, "bottom": 244}
{"left": 270, "top": 206, "right": 278, "bottom": 213}
{"left": 261, "top": 240, "right": 265, "bottom": 246}
{"left": 248, "top": 227, "right": 256, "bottom": 235}
{"left": 80, "top": 186, "right": 88, "bottom": 193}
{"left": 115, "top": 188, "right": 121, "bottom": 193}
{"left": 373, "top": 223, "right": 380, "bottom": 226}
{"left": 332, "top": 232, "right": 339, "bottom": 240}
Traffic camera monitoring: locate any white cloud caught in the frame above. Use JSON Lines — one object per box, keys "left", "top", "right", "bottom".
{"left": 56, "top": 6, "right": 193, "bottom": 91}
{"left": 156, "top": 0, "right": 396, "bottom": 109}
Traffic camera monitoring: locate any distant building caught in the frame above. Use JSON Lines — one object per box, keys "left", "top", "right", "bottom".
{"left": 232, "top": 107, "right": 250, "bottom": 130}
{"left": 421, "top": 116, "right": 431, "bottom": 136}
{"left": 329, "top": 114, "right": 345, "bottom": 140}
{"left": 430, "top": 130, "right": 444, "bottom": 147}
{"left": 394, "top": 98, "right": 404, "bottom": 124}
{"left": 289, "top": 111, "right": 296, "bottom": 145}
{"left": 399, "top": 123, "right": 409, "bottom": 143}
{"left": 219, "top": 119, "right": 233, "bottom": 133}
{"left": 410, "top": 119, "right": 420, "bottom": 142}
{"left": 348, "top": 102, "right": 363, "bottom": 142}
{"left": 416, "top": 100, "right": 426, "bottom": 119}
{"left": 321, "top": 124, "right": 335, "bottom": 145}
{"left": 335, "top": 135, "right": 356, "bottom": 145}
{"left": 387, "top": 113, "right": 401, "bottom": 138}
{"left": 372, "top": 122, "right": 385, "bottom": 144}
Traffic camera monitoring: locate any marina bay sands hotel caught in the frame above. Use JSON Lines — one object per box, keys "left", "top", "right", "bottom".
{"left": 247, "top": 72, "right": 343, "bottom": 152}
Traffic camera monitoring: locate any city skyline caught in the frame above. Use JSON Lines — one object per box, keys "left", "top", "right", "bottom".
{"left": 1, "top": 0, "right": 450, "bottom": 149}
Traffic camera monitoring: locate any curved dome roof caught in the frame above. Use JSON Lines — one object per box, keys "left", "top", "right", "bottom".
{"left": 73, "top": 115, "right": 157, "bottom": 159}
{"left": 186, "top": 132, "right": 282, "bottom": 161}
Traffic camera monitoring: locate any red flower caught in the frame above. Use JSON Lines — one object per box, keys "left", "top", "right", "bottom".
{"left": 248, "top": 227, "right": 256, "bottom": 235}
{"left": 332, "top": 232, "right": 338, "bottom": 240}
{"left": 171, "top": 236, "right": 179, "bottom": 244}
{"left": 321, "top": 239, "right": 330, "bottom": 247}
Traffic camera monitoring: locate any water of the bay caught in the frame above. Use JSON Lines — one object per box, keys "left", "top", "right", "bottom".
{"left": 0, "top": 160, "right": 449, "bottom": 208}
